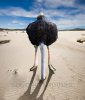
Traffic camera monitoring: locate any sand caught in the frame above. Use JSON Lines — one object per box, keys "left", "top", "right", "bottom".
{"left": 0, "top": 30, "right": 85, "bottom": 100}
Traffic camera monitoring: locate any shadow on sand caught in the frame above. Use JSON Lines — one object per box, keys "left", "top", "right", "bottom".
{"left": 18, "top": 67, "right": 54, "bottom": 100}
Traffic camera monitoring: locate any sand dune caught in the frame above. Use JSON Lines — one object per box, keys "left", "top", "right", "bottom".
{"left": 0, "top": 31, "right": 85, "bottom": 100}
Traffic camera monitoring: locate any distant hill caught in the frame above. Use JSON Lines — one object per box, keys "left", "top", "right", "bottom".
{"left": 0, "top": 28, "right": 26, "bottom": 31}
{"left": 69, "top": 28, "right": 85, "bottom": 31}
{"left": 0, "top": 28, "right": 4, "bottom": 31}
{"left": 0, "top": 28, "right": 85, "bottom": 31}
{"left": 59, "top": 28, "right": 85, "bottom": 31}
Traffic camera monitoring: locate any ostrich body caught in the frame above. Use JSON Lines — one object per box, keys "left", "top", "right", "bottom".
{"left": 26, "top": 14, "right": 58, "bottom": 80}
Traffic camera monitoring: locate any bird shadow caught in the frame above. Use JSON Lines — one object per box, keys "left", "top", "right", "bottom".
{"left": 17, "top": 67, "right": 54, "bottom": 100}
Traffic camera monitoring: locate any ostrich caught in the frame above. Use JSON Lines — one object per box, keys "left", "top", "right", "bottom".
{"left": 26, "top": 12, "right": 58, "bottom": 80}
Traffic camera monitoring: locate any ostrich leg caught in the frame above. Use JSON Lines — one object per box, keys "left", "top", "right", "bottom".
{"left": 47, "top": 46, "right": 50, "bottom": 65}
{"left": 30, "top": 45, "right": 38, "bottom": 71}
{"left": 47, "top": 46, "right": 56, "bottom": 73}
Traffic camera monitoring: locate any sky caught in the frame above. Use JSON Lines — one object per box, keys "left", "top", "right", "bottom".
{"left": 0, "top": 0, "right": 85, "bottom": 29}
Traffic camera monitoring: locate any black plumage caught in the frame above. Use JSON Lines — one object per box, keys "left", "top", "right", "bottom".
{"left": 26, "top": 17, "right": 58, "bottom": 46}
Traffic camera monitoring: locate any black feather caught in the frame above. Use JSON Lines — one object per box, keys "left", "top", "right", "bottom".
{"left": 26, "top": 18, "right": 58, "bottom": 46}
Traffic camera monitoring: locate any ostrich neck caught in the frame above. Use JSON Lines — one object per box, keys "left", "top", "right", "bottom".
{"left": 40, "top": 43, "right": 45, "bottom": 65}
{"left": 40, "top": 43, "right": 45, "bottom": 79}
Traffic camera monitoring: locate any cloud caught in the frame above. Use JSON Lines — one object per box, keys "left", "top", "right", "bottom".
{"left": 36, "top": 0, "right": 85, "bottom": 11}
{"left": 75, "top": 0, "right": 85, "bottom": 5}
{"left": 0, "top": 6, "right": 84, "bottom": 29}
{"left": 43, "top": 0, "right": 75, "bottom": 8}
{"left": 0, "top": 0, "right": 85, "bottom": 29}
{"left": 0, "top": 13, "right": 2, "bottom": 15}
{"left": 43, "top": 8, "right": 85, "bottom": 29}
{"left": 0, "top": 7, "right": 38, "bottom": 18}
{"left": 36, "top": 0, "right": 42, "bottom": 3}
{"left": 12, "top": 20, "right": 25, "bottom": 25}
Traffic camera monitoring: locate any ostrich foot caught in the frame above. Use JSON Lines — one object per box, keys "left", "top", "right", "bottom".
{"left": 48, "top": 64, "right": 56, "bottom": 73}
{"left": 30, "top": 66, "right": 38, "bottom": 71}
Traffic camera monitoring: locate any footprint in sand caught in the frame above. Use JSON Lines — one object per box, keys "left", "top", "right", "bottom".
{"left": 8, "top": 69, "right": 18, "bottom": 74}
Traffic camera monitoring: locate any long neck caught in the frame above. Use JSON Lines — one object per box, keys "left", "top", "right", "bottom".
{"left": 40, "top": 43, "right": 45, "bottom": 80}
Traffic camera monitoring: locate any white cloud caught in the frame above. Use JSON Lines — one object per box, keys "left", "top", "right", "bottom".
{"left": 0, "top": 7, "right": 38, "bottom": 17}
{"left": 36, "top": 0, "right": 85, "bottom": 11}
{"left": 0, "top": 13, "right": 2, "bottom": 15}
{"left": 0, "top": 1, "right": 85, "bottom": 29}
{"left": 51, "top": 16, "right": 85, "bottom": 29}
{"left": 36, "top": 0, "right": 42, "bottom": 3}
{"left": 12, "top": 20, "right": 25, "bottom": 25}
{"left": 37, "top": 0, "right": 75, "bottom": 8}
{"left": 43, "top": 8, "right": 85, "bottom": 29}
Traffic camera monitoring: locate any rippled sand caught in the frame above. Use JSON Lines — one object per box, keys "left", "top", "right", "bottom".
{"left": 0, "top": 30, "right": 85, "bottom": 100}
